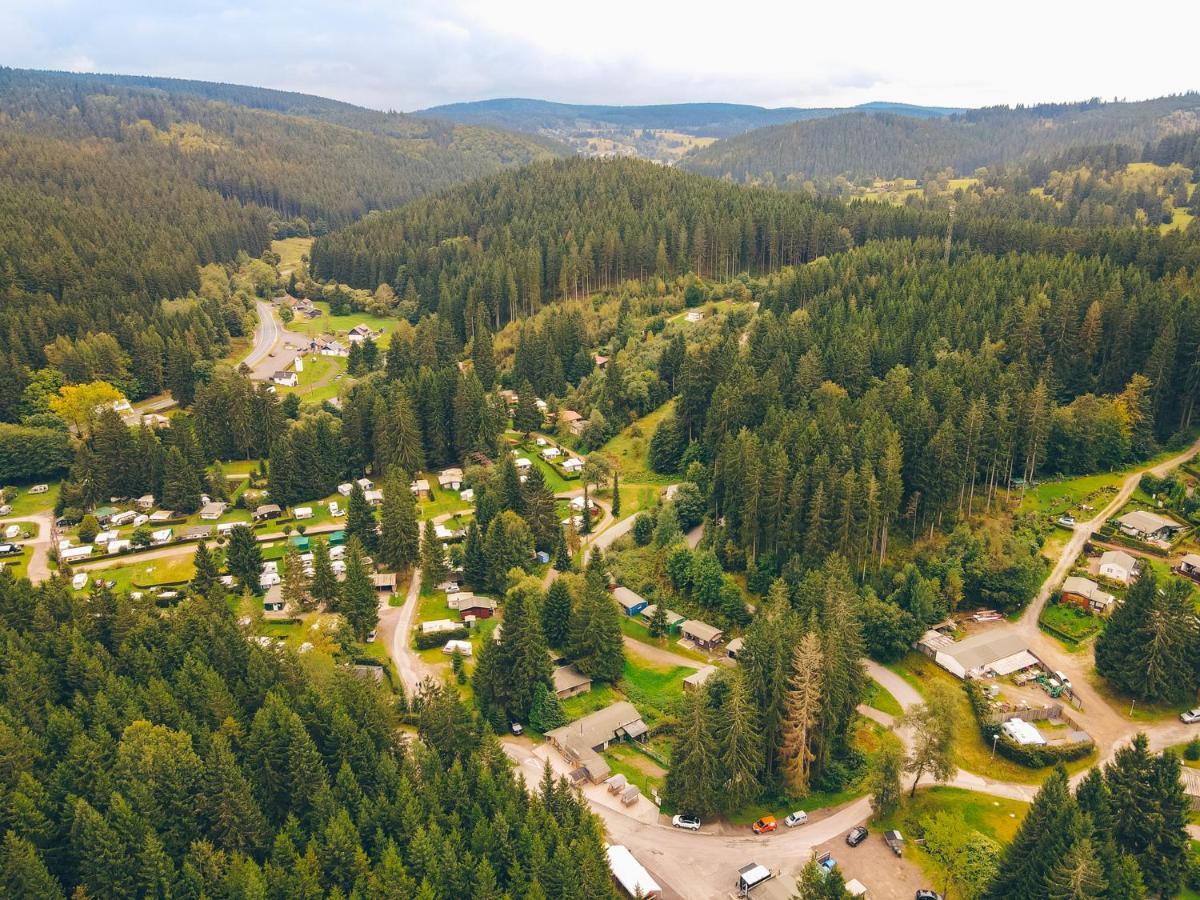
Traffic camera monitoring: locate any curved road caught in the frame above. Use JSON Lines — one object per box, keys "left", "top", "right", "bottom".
{"left": 0, "top": 510, "right": 55, "bottom": 583}
{"left": 243, "top": 300, "right": 282, "bottom": 372}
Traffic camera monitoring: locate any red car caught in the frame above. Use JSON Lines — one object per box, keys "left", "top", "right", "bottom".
{"left": 752, "top": 816, "right": 778, "bottom": 834}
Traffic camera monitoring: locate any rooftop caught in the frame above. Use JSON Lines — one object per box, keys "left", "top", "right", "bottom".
{"left": 546, "top": 700, "right": 645, "bottom": 752}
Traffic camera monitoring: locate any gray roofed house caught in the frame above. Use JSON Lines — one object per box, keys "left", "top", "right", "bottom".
{"left": 185, "top": 525, "right": 213, "bottom": 540}
{"left": 545, "top": 701, "right": 647, "bottom": 783}
{"left": 681, "top": 619, "right": 723, "bottom": 648}
{"left": 1061, "top": 575, "right": 1116, "bottom": 612}
{"left": 253, "top": 503, "right": 282, "bottom": 520}
{"left": 613, "top": 586, "right": 649, "bottom": 615}
{"left": 199, "top": 501, "right": 227, "bottom": 520}
{"left": 726, "top": 637, "right": 745, "bottom": 659}
{"left": 1117, "top": 509, "right": 1184, "bottom": 542}
{"left": 923, "top": 630, "right": 1038, "bottom": 680}
{"left": 683, "top": 666, "right": 717, "bottom": 691}
{"left": 552, "top": 664, "right": 593, "bottom": 699}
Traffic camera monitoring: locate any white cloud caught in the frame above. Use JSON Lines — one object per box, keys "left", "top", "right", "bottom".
{"left": 0, "top": 0, "right": 1195, "bottom": 111}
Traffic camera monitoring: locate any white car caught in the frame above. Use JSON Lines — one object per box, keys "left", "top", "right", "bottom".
{"left": 784, "top": 810, "right": 808, "bottom": 827}
{"left": 1180, "top": 709, "right": 1200, "bottom": 724}
{"left": 672, "top": 814, "right": 701, "bottom": 831}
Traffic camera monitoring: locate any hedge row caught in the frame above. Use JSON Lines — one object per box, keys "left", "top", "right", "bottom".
{"left": 413, "top": 626, "right": 469, "bottom": 650}
{"left": 964, "top": 682, "right": 1094, "bottom": 768}
{"left": 1093, "top": 528, "right": 1170, "bottom": 557}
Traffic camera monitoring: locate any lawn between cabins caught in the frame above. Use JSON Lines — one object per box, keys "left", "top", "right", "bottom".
{"left": 886, "top": 652, "right": 1097, "bottom": 784}
{"left": 598, "top": 399, "right": 677, "bottom": 485}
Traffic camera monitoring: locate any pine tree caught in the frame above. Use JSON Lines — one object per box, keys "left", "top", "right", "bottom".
{"left": 191, "top": 541, "right": 220, "bottom": 596}
{"left": 569, "top": 568, "right": 624, "bottom": 682}
{"left": 1045, "top": 838, "right": 1107, "bottom": 900}
{"left": 717, "top": 673, "right": 762, "bottom": 813}
{"left": 227, "top": 525, "right": 264, "bottom": 594}
{"left": 346, "top": 481, "right": 378, "bottom": 554}
{"left": 420, "top": 519, "right": 449, "bottom": 588}
{"left": 648, "top": 603, "right": 668, "bottom": 639}
{"left": 310, "top": 538, "right": 338, "bottom": 609}
{"left": 472, "top": 316, "right": 497, "bottom": 389}
{"left": 527, "top": 682, "right": 567, "bottom": 732}
{"left": 496, "top": 581, "right": 553, "bottom": 720}
{"left": 200, "top": 734, "right": 268, "bottom": 855}
{"left": 379, "top": 470, "right": 420, "bottom": 571}
{"left": 281, "top": 544, "right": 310, "bottom": 613}
{"left": 0, "top": 832, "right": 65, "bottom": 900}
{"left": 463, "top": 520, "right": 488, "bottom": 588}
{"left": 541, "top": 578, "right": 572, "bottom": 649}
{"left": 341, "top": 537, "right": 378, "bottom": 642}
{"left": 553, "top": 526, "right": 572, "bottom": 571}
{"left": 521, "top": 466, "right": 559, "bottom": 550}
{"left": 610, "top": 471, "right": 620, "bottom": 517}
{"left": 513, "top": 381, "right": 542, "bottom": 435}
{"left": 986, "top": 766, "right": 1087, "bottom": 900}
{"left": 666, "top": 688, "right": 719, "bottom": 816}
{"left": 162, "top": 446, "right": 202, "bottom": 513}
{"left": 780, "top": 631, "right": 823, "bottom": 797}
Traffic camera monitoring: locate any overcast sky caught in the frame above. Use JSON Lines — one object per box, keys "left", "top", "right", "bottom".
{"left": 4, "top": 0, "right": 1196, "bottom": 112}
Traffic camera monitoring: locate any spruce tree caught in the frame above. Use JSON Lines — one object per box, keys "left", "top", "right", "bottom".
{"left": 310, "top": 538, "right": 338, "bottom": 609}
{"left": 569, "top": 567, "right": 624, "bottom": 682}
{"left": 1045, "top": 838, "right": 1107, "bottom": 900}
{"left": 346, "top": 481, "right": 378, "bottom": 554}
{"left": 420, "top": 519, "right": 449, "bottom": 588}
{"left": 472, "top": 316, "right": 496, "bottom": 389}
{"left": 541, "top": 578, "right": 573, "bottom": 649}
{"left": 512, "top": 381, "right": 542, "bottom": 435}
{"left": 463, "top": 521, "right": 488, "bottom": 588}
{"left": 665, "top": 688, "right": 719, "bottom": 816}
{"left": 341, "top": 537, "right": 378, "bottom": 642}
{"left": 610, "top": 471, "right": 620, "bottom": 517}
{"left": 717, "top": 672, "right": 762, "bottom": 813}
{"left": 496, "top": 580, "right": 553, "bottom": 720}
{"left": 527, "top": 683, "right": 567, "bottom": 732}
{"left": 553, "top": 526, "right": 572, "bottom": 571}
{"left": 227, "top": 525, "right": 264, "bottom": 594}
{"left": 521, "top": 466, "right": 559, "bottom": 550}
{"left": 281, "top": 544, "right": 310, "bottom": 613}
{"left": 191, "top": 541, "right": 220, "bottom": 596}
{"left": 648, "top": 603, "right": 668, "bottom": 638}
{"left": 780, "top": 631, "right": 824, "bottom": 797}
{"left": 162, "top": 446, "right": 202, "bottom": 513}
{"left": 379, "top": 470, "right": 420, "bottom": 571}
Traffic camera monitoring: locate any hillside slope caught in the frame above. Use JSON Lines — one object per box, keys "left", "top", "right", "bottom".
{"left": 681, "top": 95, "right": 1200, "bottom": 184}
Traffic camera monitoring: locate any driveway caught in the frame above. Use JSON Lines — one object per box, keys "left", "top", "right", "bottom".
{"left": 243, "top": 300, "right": 312, "bottom": 381}
{"left": 380, "top": 568, "right": 435, "bottom": 696}
{"left": 0, "top": 510, "right": 54, "bottom": 582}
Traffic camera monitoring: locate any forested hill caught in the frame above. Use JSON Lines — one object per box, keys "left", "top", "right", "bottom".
{"left": 419, "top": 97, "right": 962, "bottom": 138}
{"left": 309, "top": 156, "right": 1200, "bottom": 339}
{"left": 0, "top": 68, "right": 565, "bottom": 229}
{"left": 680, "top": 94, "right": 1200, "bottom": 184}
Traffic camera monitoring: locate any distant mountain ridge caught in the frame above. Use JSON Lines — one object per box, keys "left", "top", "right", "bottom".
{"left": 419, "top": 96, "right": 965, "bottom": 138}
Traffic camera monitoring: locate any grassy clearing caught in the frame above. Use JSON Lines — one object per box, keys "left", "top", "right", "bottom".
{"left": 1039, "top": 601, "right": 1104, "bottom": 645}
{"left": 886, "top": 652, "right": 1095, "bottom": 784}
{"left": 1019, "top": 444, "right": 1197, "bottom": 518}
{"left": 272, "top": 237, "right": 314, "bottom": 272}
{"left": 620, "top": 657, "right": 693, "bottom": 723}
{"left": 285, "top": 302, "right": 394, "bottom": 347}
{"left": 599, "top": 400, "right": 676, "bottom": 483}
{"left": 1086, "top": 668, "right": 1194, "bottom": 722}
{"left": 863, "top": 678, "right": 904, "bottom": 717}
{"left": 619, "top": 616, "right": 711, "bottom": 663}
{"left": 604, "top": 742, "right": 666, "bottom": 799}
{"left": 5, "top": 483, "right": 60, "bottom": 518}
{"left": 561, "top": 683, "right": 621, "bottom": 719}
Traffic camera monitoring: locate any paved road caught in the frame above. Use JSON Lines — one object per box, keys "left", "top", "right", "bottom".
{"left": 0, "top": 510, "right": 54, "bottom": 582}
{"left": 243, "top": 300, "right": 282, "bottom": 372}
{"left": 381, "top": 569, "right": 432, "bottom": 696}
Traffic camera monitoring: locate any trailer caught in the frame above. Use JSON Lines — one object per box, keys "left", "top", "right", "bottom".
{"left": 606, "top": 773, "right": 628, "bottom": 794}
{"left": 620, "top": 784, "right": 641, "bottom": 806}
{"left": 737, "top": 862, "right": 774, "bottom": 895}
{"left": 606, "top": 845, "right": 661, "bottom": 899}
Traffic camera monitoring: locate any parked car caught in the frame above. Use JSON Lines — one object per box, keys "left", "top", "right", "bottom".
{"left": 1054, "top": 670, "right": 1072, "bottom": 690}
{"left": 846, "top": 826, "right": 869, "bottom": 847}
{"left": 509, "top": 722, "right": 524, "bottom": 736}
{"left": 784, "top": 810, "right": 808, "bottom": 827}
{"left": 1180, "top": 709, "right": 1200, "bottom": 724}
{"left": 672, "top": 814, "right": 701, "bottom": 831}
{"left": 915, "top": 891, "right": 943, "bottom": 900}
{"left": 0, "top": 543, "right": 22, "bottom": 557}
{"left": 751, "top": 815, "right": 778, "bottom": 834}
{"left": 0, "top": 505, "right": 11, "bottom": 516}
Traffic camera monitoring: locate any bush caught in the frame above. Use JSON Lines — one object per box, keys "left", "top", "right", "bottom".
{"left": 1185, "top": 737, "right": 1200, "bottom": 762}
{"left": 633, "top": 514, "right": 655, "bottom": 546}
{"left": 413, "top": 627, "right": 469, "bottom": 650}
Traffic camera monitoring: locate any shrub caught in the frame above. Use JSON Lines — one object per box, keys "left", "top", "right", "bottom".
{"left": 1185, "top": 737, "right": 1200, "bottom": 762}
{"left": 633, "top": 513, "right": 655, "bottom": 546}
{"left": 413, "top": 626, "right": 469, "bottom": 650}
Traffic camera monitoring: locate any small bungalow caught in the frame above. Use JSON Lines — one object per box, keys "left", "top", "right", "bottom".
{"left": 1117, "top": 509, "right": 1184, "bottom": 543}
{"left": 545, "top": 701, "right": 647, "bottom": 783}
{"left": 409, "top": 479, "right": 431, "bottom": 500}
{"left": 684, "top": 309, "right": 704, "bottom": 323}
{"left": 107, "top": 539, "right": 131, "bottom": 553}
{"left": 613, "top": 586, "right": 649, "bottom": 617}
{"left": 681, "top": 619, "right": 723, "bottom": 649}
{"left": 562, "top": 456, "right": 584, "bottom": 474}
{"left": 461, "top": 488, "right": 476, "bottom": 502}
{"left": 253, "top": 504, "right": 282, "bottom": 521}
{"left": 639, "top": 605, "right": 686, "bottom": 634}
{"left": 559, "top": 409, "right": 585, "bottom": 436}
{"left": 135, "top": 494, "right": 156, "bottom": 511}
{"left": 683, "top": 666, "right": 717, "bottom": 692}
{"left": 347, "top": 324, "right": 374, "bottom": 342}
{"left": 184, "top": 525, "right": 212, "bottom": 541}
{"left": 438, "top": 468, "right": 464, "bottom": 490}
{"left": 289, "top": 535, "right": 310, "bottom": 552}
{"left": 594, "top": 354, "right": 609, "bottom": 368}
{"left": 293, "top": 506, "right": 314, "bottom": 520}
{"left": 553, "top": 664, "right": 593, "bottom": 699}
{"left": 541, "top": 446, "right": 561, "bottom": 460}
{"left": 514, "top": 457, "right": 532, "bottom": 470}
{"left": 337, "top": 482, "right": 355, "bottom": 496}
{"left": 458, "top": 597, "right": 498, "bottom": 620}
{"left": 328, "top": 530, "right": 346, "bottom": 546}
{"left": 60, "top": 545, "right": 94, "bottom": 562}
{"left": 442, "top": 639, "right": 474, "bottom": 657}
{"left": 364, "top": 489, "right": 385, "bottom": 506}
{"left": 726, "top": 637, "right": 745, "bottom": 659}
{"left": 1179, "top": 553, "right": 1200, "bottom": 579}
{"left": 263, "top": 592, "right": 286, "bottom": 613}
{"left": 1098, "top": 549, "right": 1137, "bottom": 585}
{"left": 150, "top": 528, "right": 174, "bottom": 545}
{"left": 372, "top": 573, "right": 398, "bottom": 593}
{"left": 272, "top": 371, "right": 298, "bottom": 388}
{"left": 1061, "top": 576, "right": 1116, "bottom": 613}
{"left": 93, "top": 506, "right": 117, "bottom": 523}
{"left": 447, "top": 591, "right": 479, "bottom": 610}
{"left": 199, "top": 501, "right": 227, "bottom": 520}
{"left": 148, "top": 509, "right": 174, "bottom": 522}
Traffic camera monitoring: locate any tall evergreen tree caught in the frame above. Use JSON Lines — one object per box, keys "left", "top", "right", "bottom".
{"left": 496, "top": 580, "right": 554, "bottom": 720}
{"left": 420, "top": 519, "right": 449, "bottom": 588}
{"left": 379, "top": 470, "right": 420, "bottom": 571}
{"left": 341, "top": 537, "right": 378, "bottom": 642}
{"left": 472, "top": 315, "right": 496, "bottom": 389}
{"left": 717, "top": 673, "right": 762, "bottom": 813}
{"left": 463, "top": 520, "right": 488, "bottom": 588}
{"left": 780, "top": 631, "right": 823, "bottom": 797}
{"left": 345, "top": 481, "right": 378, "bottom": 554}
{"left": 191, "top": 541, "right": 220, "bottom": 596}
{"left": 310, "top": 538, "right": 339, "bottom": 609}
{"left": 281, "top": 543, "right": 311, "bottom": 613}
{"left": 666, "top": 688, "right": 719, "bottom": 817}
{"left": 541, "top": 578, "right": 573, "bottom": 649}
{"left": 162, "top": 446, "right": 202, "bottom": 513}
{"left": 568, "top": 567, "right": 625, "bottom": 682}
{"left": 610, "top": 471, "right": 620, "bottom": 518}
{"left": 226, "top": 525, "right": 263, "bottom": 594}
{"left": 512, "top": 381, "right": 542, "bottom": 435}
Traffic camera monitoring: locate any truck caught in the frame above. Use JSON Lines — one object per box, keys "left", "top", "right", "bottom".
{"left": 606, "top": 845, "right": 661, "bottom": 899}
{"left": 737, "top": 862, "right": 774, "bottom": 895}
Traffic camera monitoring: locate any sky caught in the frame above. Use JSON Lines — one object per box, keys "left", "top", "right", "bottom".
{"left": 3, "top": 0, "right": 1196, "bottom": 112}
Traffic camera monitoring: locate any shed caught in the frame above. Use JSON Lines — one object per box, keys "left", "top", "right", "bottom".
{"left": 726, "top": 637, "right": 745, "bottom": 659}
{"left": 420, "top": 619, "right": 459, "bottom": 635}
{"left": 135, "top": 494, "right": 156, "bottom": 510}
{"left": 289, "top": 535, "right": 310, "bottom": 552}
{"left": 293, "top": 506, "right": 314, "bottom": 520}
{"left": 1181, "top": 553, "right": 1200, "bottom": 577}
{"left": 1098, "top": 549, "right": 1137, "bottom": 584}
{"left": 408, "top": 480, "right": 431, "bottom": 499}
{"left": 933, "top": 631, "right": 1038, "bottom": 679}
{"left": 458, "top": 598, "right": 497, "bottom": 620}
{"left": 613, "top": 586, "right": 649, "bottom": 616}
{"left": 253, "top": 504, "right": 282, "bottom": 520}
{"left": 438, "top": 468, "right": 464, "bottom": 490}
{"left": 1061, "top": 575, "right": 1115, "bottom": 612}
{"left": 328, "top": 530, "right": 346, "bottom": 546}
{"left": 683, "top": 666, "right": 717, "bottom": 692}
{"left": 681, "top": 619, "right": 723, "bottom": 649}
{"left": 552, "top": 664, "right": 593, "bottom": 699}
{"left": 199, "top": 501, "right": 227, "bottom": 520}
{"left": 372, "top": 573, "right": 397, "bottom": 593}
{"left": 562, "top": 456, "right": 584, "bottom": 473}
